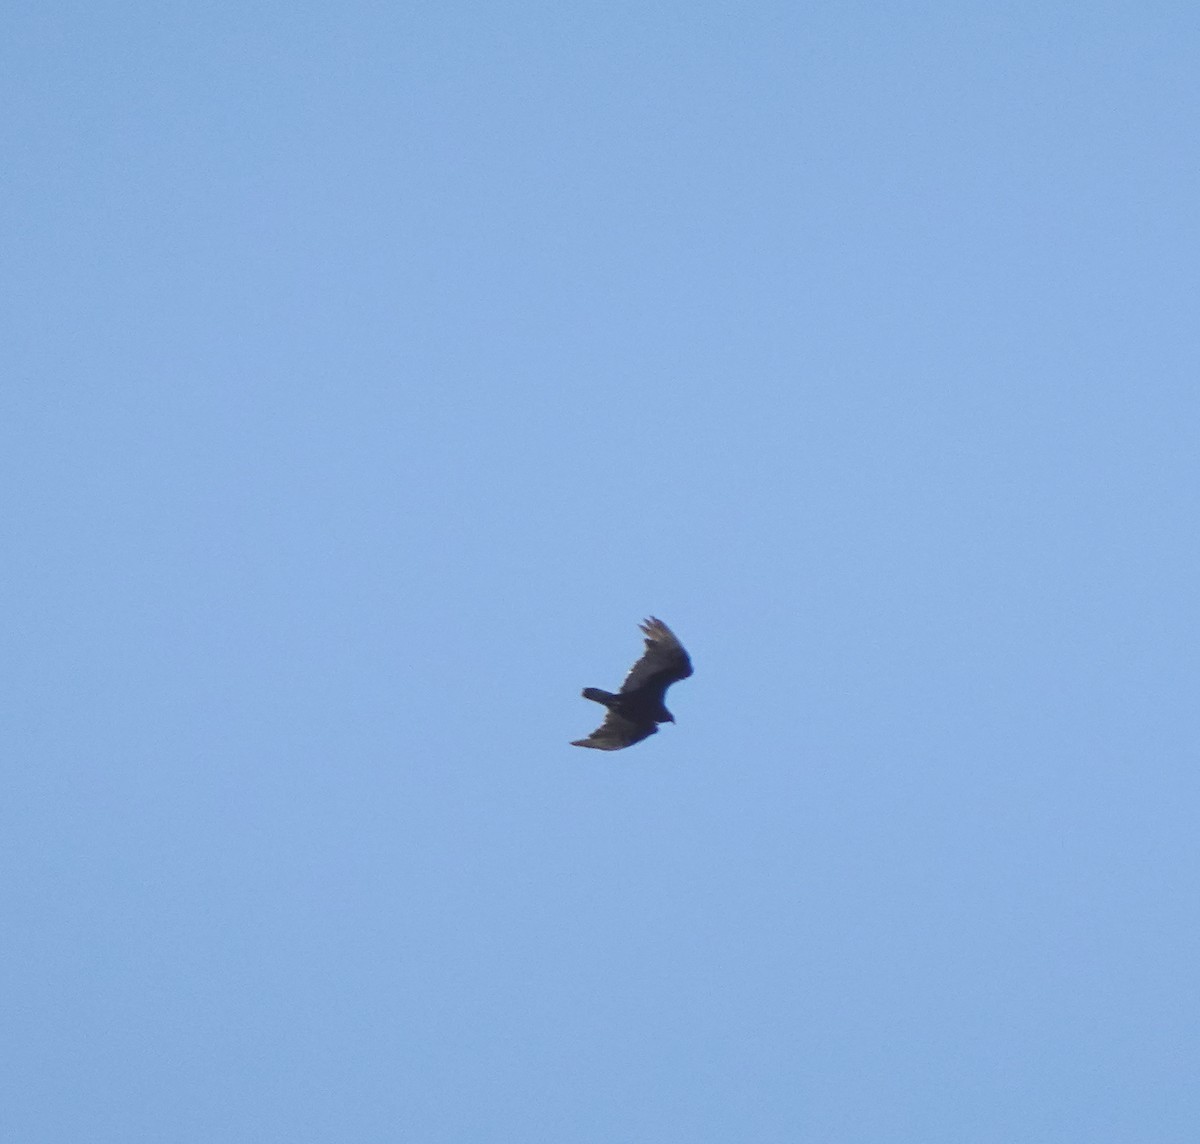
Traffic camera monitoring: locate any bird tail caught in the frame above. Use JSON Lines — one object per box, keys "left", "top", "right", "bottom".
{"left": 581, "top": 687, "right": 617, "bottom": 706}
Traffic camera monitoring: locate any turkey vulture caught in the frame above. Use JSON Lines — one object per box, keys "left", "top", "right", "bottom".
{"left": 571, "top": 617, "right": 693, "bottom": 750}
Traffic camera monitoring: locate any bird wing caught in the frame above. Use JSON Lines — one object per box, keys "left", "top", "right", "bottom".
{"left": 571, "top": 710, "right": 658, "bottom": 751}
{"left": 618, "top": 617, "right": 693, "bottom": 695}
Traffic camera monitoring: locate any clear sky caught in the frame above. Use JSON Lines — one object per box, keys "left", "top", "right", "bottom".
{"left": 5, "top": 3, "right": 1199, "bottom": 1141}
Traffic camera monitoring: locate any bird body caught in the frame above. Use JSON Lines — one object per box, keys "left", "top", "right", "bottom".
{"left": 571, "top": 618, "right": 693, "bottom": 751}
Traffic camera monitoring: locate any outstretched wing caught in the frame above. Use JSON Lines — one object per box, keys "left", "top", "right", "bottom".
{"left": 571, "top": 710, "right": 658, "bottom": 751}
{"left": 619, "top": 617, "right": 693, "bottom": 695}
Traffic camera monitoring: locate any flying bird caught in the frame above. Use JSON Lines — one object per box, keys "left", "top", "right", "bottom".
{"left": 571, "top": 617, "right": 693, "bottom": 750}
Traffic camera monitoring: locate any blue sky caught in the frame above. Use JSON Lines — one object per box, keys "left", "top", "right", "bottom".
{"left": 5, "top": 3, "right": 1199, "bottom": 1141}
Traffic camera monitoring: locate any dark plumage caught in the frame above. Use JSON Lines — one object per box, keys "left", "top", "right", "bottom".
{"left": 571, "top": 617, "right": 693, "bottom": 751}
